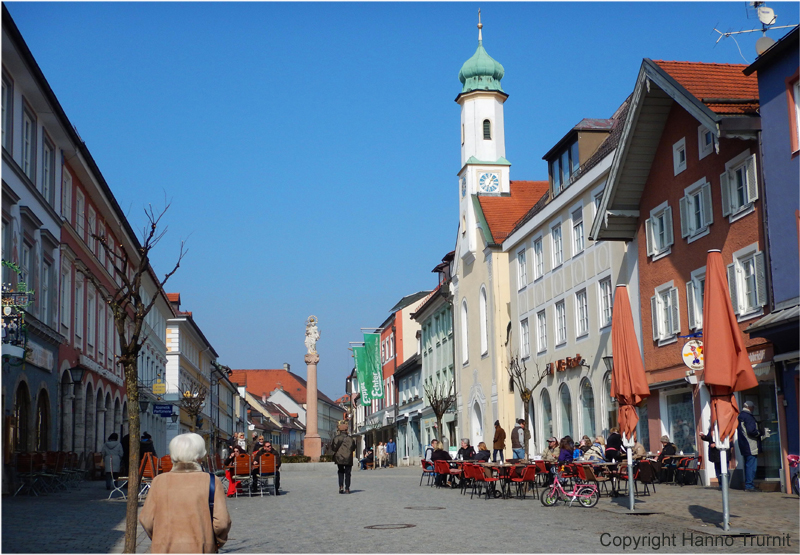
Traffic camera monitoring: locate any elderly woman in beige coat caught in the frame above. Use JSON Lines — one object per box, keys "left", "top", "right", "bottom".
{"left": 140, "top": 433, "right": 231, "bottom": 553}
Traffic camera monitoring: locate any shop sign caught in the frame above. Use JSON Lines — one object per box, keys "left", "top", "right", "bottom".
{"left": 152, "top": 380, "right": 166, "bottom": 395}
{"left": 25, "top": 342, "right": 53, "bottom": 370}
{"left": 152, "top": 404, "right": 173, "bottom": 417}
{"left": 681, "top": 340, "right": 704, "bottom": 371}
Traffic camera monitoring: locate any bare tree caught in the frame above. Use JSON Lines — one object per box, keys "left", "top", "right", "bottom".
{"left": 179, "top": 382, "right": 208, "bottom": 433}
{"left": 77, "top": 203, "right": 185, "bottom": 554}
{"left": 506, "top": 354, "right": 548, "bottom": 459}
{"left": 423, "top": 379, "right": 456, "bottom": 445}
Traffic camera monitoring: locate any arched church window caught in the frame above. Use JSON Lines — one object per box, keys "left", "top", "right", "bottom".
{"left": 483, "top": 119, "right": 492, "bottom": 140}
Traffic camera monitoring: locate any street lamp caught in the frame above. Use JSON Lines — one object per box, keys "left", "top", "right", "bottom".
{"left": 171, "top": 410, "right": 179, "bottom": 423}
{"left": 69, "top": 366, "right": 85, "bottom": 385}
{"left": 139, "top": 398, "right": 150, "bottom": 413}
{"left": 602, "top": 355, "right": 614, "bottom": 373}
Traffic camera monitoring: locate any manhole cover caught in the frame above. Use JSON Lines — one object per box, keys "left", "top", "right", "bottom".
{"left": 364, "top": 524, "right": 416, "bottom": 530}
{"left": 403, "top": 506, "right": 446, "bottom": 510}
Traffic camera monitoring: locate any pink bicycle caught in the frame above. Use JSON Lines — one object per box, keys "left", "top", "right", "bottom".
{"left": 540, "top": 467, "right": 599, "bottom": 508}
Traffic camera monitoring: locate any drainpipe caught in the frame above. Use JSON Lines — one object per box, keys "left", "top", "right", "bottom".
{"left": 442, "top": 280, "right": 457, "bottom": 445}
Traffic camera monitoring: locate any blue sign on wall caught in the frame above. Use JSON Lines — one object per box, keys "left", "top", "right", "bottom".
{"left": 153, "top": 404, "right": 174, "bottom": 417}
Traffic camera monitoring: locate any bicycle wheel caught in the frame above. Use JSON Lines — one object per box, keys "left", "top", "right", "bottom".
{"left": 540, "top": 488, "right": 559, "bottom": 507}
{"left": 577, "top": 486, "right": 599, "bottom": 508}
{"left": 792, "top": 474, "right": 799, "bottom": 496}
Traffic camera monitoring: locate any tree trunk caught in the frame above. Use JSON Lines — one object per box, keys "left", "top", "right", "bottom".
{"left": 124, "top": 362, "right": 141, "bottom": 554}
{"left": 523, "top": 403, "right": 530, "bottom": 460}
{"left": 436, "top": 416, "right": 443, "bottom": 446}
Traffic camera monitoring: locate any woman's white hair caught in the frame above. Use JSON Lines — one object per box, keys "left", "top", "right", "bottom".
{"left": 169, "top": 432, "right": 207, "bottom": 464}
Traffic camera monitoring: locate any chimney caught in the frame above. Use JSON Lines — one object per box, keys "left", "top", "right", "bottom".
{"left": 283, "top": 363, "right": 290, "bottom": 372}
{"left": 261, "top": 393, "right": 267, "bottom": 403}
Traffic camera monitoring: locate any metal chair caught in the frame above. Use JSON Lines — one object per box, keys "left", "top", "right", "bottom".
{"left": 138, "top": 453, "right": 159, "bottom": 501}
{"left": 510, "top": 464, "right": 539, "bottom": 499}
{"left": 108, "top": 455, "right": 129, "bottom": 500}
{"left": 582, "top": 464, "right": 613, "bottom": 497}
{"left": 232, "top": 453, "right": 252, "bottom": 497}
{"left": 419, "top": 460, "right": 435, "bottom": 487}
{"left": 256, "top": 452, "right": 277, "bottom": 496}
{"left": 159, "top": 455, "right": 173, "bottom": 473}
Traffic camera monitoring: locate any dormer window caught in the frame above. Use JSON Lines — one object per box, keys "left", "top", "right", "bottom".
{"left": 548, "top": 140, "right": 580, "bottom": 195}
{"left": 483, "top": 119, "right": 491, "bottom": 140}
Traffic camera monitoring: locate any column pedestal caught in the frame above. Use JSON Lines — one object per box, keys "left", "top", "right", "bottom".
{"left": 303, "top": 353, "right": 321, "bottom": 461}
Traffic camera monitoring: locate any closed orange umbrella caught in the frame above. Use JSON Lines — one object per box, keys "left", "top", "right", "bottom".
{"left": 702, "top": 250, "right": 758, "bottom": 442}
{"left": 702, "top": 249, "right": 759, "bottom": 531}
{"left": 610, "top": 285, "right": 651, "bottom": 440}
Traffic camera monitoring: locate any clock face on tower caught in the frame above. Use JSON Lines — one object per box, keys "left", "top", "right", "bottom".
{"left": 461, "top": 177, "right": 467, "bottom": 198}
{"left": 479, "top": 172, "right": 500, "bottom": 193}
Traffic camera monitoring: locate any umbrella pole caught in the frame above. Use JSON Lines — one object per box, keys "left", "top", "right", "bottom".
{"left": 623, "top": 433, "right": 635, "bottom": 511}
{"left": 715, "top": 423, "right": 730, "bottom": 532}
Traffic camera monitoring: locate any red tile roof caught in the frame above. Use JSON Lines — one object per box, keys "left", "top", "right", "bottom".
{"left": 478, "top": 180, "right": 550, "bottom": 243}
{"left": 653, "top": 60, "right": 759, "bottom": 115}
{"left": 166, "top": 293, "right": 180, "bottom": 303}
{"left": 229, "top": 369, "right": 339, "bottom": 407}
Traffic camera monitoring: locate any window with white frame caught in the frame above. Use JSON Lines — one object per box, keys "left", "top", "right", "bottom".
{"left": 599, "top": 277, "right": 613, "bottom": 328}
{"left": 41, "top": 136, "right": 55, "bottom": 206}
{"left": 679, "top": 178, "right": 713, "bottom": 241}
{"left": 698, "top": 125, "right": 715, "bottom": 160}
{"left": 87, "top": 206, "right": 96, "bottom": 253}
{"left": 41, "top": 261, "right": 51, "bottom": 326}
{"left": 727, "top": 244, "right": 767, "bottom": 318}
{"left": 20, "top": 241, "right": 31, "bottom": 284}
{"left": 479, "top": 287, "right": 488, "bottom": 355}
{"left": 721, "top": 150, "right": 758, "bottom": 220}
{"left": 60, "top": 265, "right": 71, "bottom": 330}
{"left": 520, "top": 318, "right": 530, "bottom": 358}
{"left": 645, "top": 201, "right": 674, "bottom": 259}
{"left": 794, "top": 80, "right": 800, "bottom": 150}
{"left": 86, "top": 287, "right": 95, "bottom": 354}
{"left": 76, "top": 190, "right": 85, "bottom": 239}
{"left": 61, "top": 171, "right": 72, "bottom": 222}
{"left": 555, "top": 300, "right": 566, "bottom": 346}
{"left": 1, "top": 75, "right": 11, "bottom": 151}
{"left": 74, "top": 276, "right": 84, "bottom": 345}
{"left": 461, "top": 300, "right": 469, "bottom": 364}
{"left": 533, "top": 237, "right": 544, "bottom": 279}
{"left": 651, "top": 282, "right": 680, "bottom": 343}
{"left": 552, "top": 223, "right": 563, "bottom": 267}
{"left": 98, "top": 302, "right": 105, "bottom": 358}
{"left": 572, "top": 208, "right": 584, "bottom": 255}
{"left": 97, "top": 223, "right": 106, "bottom": 266}
{"left": 673, "top": 137, "right": 686, "bottom": 175}
{"left": 517, "top": 249, "right": 527, "bottom": 290}
{"left": 536, "top": 310, "right": 547, "bottom": 353}
{"left": 576, "top": 289, "right": 589, "bottom": 338}
{"left": 22, "top": 105, "right": 36, "bottom": 181}
{"left": 686, "top": 267, "right": 706, "bottom": 330}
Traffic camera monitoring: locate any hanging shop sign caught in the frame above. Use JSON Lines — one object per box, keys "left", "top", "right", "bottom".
{"left": 681, "top": 340, "right": 704, "bottom": 371}
{"left": 152, "top": 404, "right": 174, "bottom": 417}
{"left": 152, "top": 380, "right": 166, "bottom": 395}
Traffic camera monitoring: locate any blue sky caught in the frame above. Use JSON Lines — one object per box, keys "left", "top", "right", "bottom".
{"left": 6, "top": 2, "right": 795, "bottom": 399}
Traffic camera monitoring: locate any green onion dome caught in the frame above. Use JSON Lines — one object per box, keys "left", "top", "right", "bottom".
{"left": 458, "top": 40, "right": 505, "bottom": 94}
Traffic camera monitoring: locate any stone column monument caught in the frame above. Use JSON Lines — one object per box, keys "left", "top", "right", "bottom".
{"left": 303, "top": 316, "right": 322, "bottom": 461}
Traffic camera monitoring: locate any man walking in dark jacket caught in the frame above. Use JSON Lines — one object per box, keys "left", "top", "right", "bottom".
{"left": 492, "top": 421, "right": 506, "bottom": 463}
{"left": 738, "top": 401, "right": 767, "bottom": 492}
{"left": 331, "top": 424, "right": 356, "bottom": 494}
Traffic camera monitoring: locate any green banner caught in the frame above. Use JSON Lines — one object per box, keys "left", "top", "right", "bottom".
{"left": 363, "top": 333, "right": 384, "bottom": 400}
{"left": 353, "top": 346, "right": 372, "bottom": 406}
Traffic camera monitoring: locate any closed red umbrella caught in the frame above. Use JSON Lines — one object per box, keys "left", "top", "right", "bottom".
{"left": 610, "top": 285, "right": 651, "bottom": 440}
{"left": 702, "top": 249, "right": 758, "bottom": 530}
{"left": 610, "top": 284, "right": 651, "bottom": 512}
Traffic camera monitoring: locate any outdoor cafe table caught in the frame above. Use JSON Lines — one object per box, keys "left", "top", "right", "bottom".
{"left": 478, "top": 462, "right": 531, "bottom": 498}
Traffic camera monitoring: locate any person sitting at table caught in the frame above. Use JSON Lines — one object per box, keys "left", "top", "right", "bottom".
{"left": 542, "top": 437, "right": 560, "bottom": 462}
{"left": 632, "top": 441, "right": 647, "bottom": 460}
{"left": 585, "top": 437, "right": 605, "bottom": 461}
{"left": 431, "top": 445, "right": 455, "bottom": 487}
{"left": 457, "top": 438, "right": 475, "bottom": 460}
{"left": 223, "top": 445, "right": 245, "bottom": 496}
{"left": 473, "top": 442, "right": 491, "bottom": 462}
{"left": 605, "top": 427, "right": 624, "bottom": 462}
{"left": 657, "top": 435, "right": 678, "bottom": 482}
{"left": 557, "top": 437, "right": 574, "bottom": 465}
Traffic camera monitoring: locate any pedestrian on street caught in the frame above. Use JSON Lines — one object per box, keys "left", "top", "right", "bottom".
{"left": 139, "top": 433, "right": 231, "bottom": 553}
{"left": 101, "top": 433, "right": 124, "bottom": 490}
{"left": 331, "top": 423, "right": 356, "bottom": 494}
{"left": 492, "top": 420, "right": 506, "bottom": 463}
{"left": 700, "top": 425, "right": 732, "bottom": 488}
{"left": 386, "top": 438, "right": 396, "bottom": 467}
{"left": 738, "top": 400, "right": 769, "bottom": 492}
{"left": 511, "top": 419, "right": 525, "bottom": 460}
{"left": 376, "top": 442, "right": 387, "bottom": 468}
{"left": 140, "top": 432, "right": 157, "bottom": 462}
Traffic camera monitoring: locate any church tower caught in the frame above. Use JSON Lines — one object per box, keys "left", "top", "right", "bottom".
{"left": 456, "top": 14, "right": 510, "bottom": 262}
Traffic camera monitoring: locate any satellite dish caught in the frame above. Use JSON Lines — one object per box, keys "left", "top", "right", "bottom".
{"left": 757, "top": 6, "right": 776, "bottom": 25}
{"left": 756, "top": 36, "right": 777, "bottom": 55}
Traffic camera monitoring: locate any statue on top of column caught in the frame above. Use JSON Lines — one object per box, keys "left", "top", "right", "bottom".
{"left": 305, "top": 316, "right": 320, "bottom": 354}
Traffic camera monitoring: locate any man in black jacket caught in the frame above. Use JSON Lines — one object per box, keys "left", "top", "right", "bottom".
{"left": 738, "top": 401, "right": 768, "bottom": 492}
{"left": 331, "top": 424, "right": 356, "bottom": 494}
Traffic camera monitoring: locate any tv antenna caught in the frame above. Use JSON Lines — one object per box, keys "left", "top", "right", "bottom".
{"left": 713, "top": 2, "right": 796, "bottom": 62}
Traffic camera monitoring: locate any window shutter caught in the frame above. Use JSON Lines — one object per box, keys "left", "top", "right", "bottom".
{"left": 720, "top": 172, "right": 732, "bottom": 217}
{"left": 686, "top": 281, "right": 696, "bottom": 330}
{"left": 670, "top": 287, "right": 680, "bottom": 334}
{"left": 754, "top": 251, "right": 767, "bottom": 307}
{"left": 645, "top": 218, "right": 654, "bottom": 256}
{"left": 727, "top": 262, "right": 740, "bottom": 315}
{"left": 664, "top": 206, "right": 674, "bottom": 247}
{"left": 701, "top": 181, "right": 714, "bottom": 227}
{"left": 651, "top": 296, "right": 659, "bottom": 340}
{"left": 746, "top": 154, "right": 759, "bottom": 204}
{"left": 679, "top": 196, "right": 690, "bottom": 238}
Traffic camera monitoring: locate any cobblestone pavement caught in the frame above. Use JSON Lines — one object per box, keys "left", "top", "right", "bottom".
{"left": 2, "top": 466, "right": 798, "bottom": 553}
